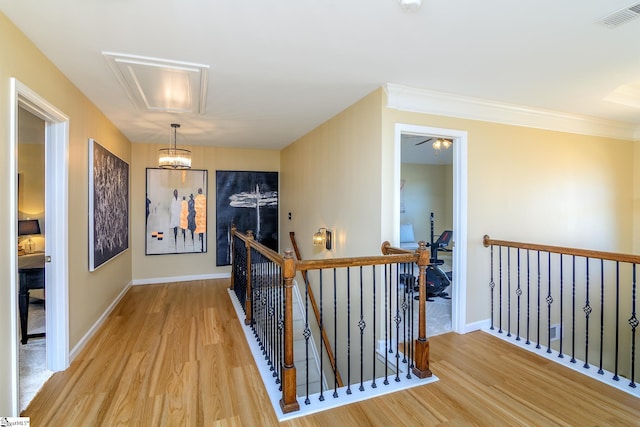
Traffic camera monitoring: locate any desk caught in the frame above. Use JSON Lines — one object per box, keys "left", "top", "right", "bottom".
{"left": 18, "top": 252, "right": 45, "bottom": 344}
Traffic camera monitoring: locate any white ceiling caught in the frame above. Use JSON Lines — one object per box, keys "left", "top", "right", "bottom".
{"left": 2, "top": 1, "right": 640, "bottom": 150}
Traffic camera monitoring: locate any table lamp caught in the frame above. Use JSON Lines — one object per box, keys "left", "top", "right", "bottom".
{"left": 18, "top": 219, "right": 41, "bottom": 254}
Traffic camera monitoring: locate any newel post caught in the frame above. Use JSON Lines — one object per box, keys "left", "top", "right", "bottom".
{"left": 244, "top": 230, "right": 254, "bottom": 326}
{"left": 413, "top": 241, "right": 433, "bottom": 378}
{"left": 280, "top": 249, "right": 300, "bottom": 413}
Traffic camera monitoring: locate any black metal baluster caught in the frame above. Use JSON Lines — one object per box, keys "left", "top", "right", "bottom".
{"left": 571, "top": 256, "right": 576, "bottom": 364}
{"left": 499, "top": 246, "right": 503, "bottom": 334}
{"left": 408, "top": 262, "right": 415, "bottom": 374}
{"left": 629, "top": 264, "right": 637, "bottom": 388}
{"left": 558, "top": 255, "right": 564, "bottom": 359}
{"left": 546, "top": 252, "right": 553, "bottom": 354}
{"left": 359, "top": 266, "right": 365, "bottom": 392}
{"left": 277, "top": 265, "right": 284, "bottom": 386}
{"left": 267, "top": 258, "right": 273, "bottom": 367}
{"left": 347, "top": 267, "right": 352, "bottom": 394}
{"left": 383, "top": 264, "right": 389, "bottom": 385}
{"left": 490, "top": 245, "right": 495, "bottom": 330}
{"left": 304, "top": 268, "right": 311, "bottom": 405}
{"left": 507, "top": 247, "right": 512, "bottom": 337}
{"left": 526, "top": 249, "right": 531, "bottom": 345}
{"left": 269, "top": 264, "right": 275, "bottom": 380}
{"left": 516, "top": 248, "right": 521, "bottom": 341}
{"left": 584, "top": 258, "right": 591, "bottom": 369}
{"left": 333, "top": 268, "right": 339, "bottom": 398}
{"left": 401, "top": 263, "right": 408, "bottom": 365}
{"left": 598, "top": 259, "right": 604, "bottom": 375}
{"left": 536, "top": 250, "right": 541, "bottom": 349}
{"left": 319, "top": 270, "right": 325, "bottom": 401}
{"left": 614, "top": 262, "right": 620, "bottom": 381}
{"left": 372, "top": 265, "right": 377, "bottom": 389}
{"left": 394, "top": 264, "right": 401, "bottom": 383}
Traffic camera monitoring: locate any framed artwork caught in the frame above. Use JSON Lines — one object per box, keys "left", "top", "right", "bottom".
{"left": 89, "top": 138, "right": 129, "bottom": 271}
{"left": 216, "top": 170, "right": 278, "bottom": 266}
{"left": 146, "top": 168, "right": 208, "bottom": 255}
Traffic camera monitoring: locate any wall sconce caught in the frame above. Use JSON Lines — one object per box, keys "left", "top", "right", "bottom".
{"left": 313, "top": 228, "right": 332, "bottom": 250}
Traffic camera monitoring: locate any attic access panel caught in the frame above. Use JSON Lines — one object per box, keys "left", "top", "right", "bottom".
{"left": 103, "top": 52, "right": 209, "bottom": 114}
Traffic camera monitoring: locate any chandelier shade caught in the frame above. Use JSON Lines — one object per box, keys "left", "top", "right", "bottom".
{"left": 159, "top": 123, "right": 191, "bottom": 169}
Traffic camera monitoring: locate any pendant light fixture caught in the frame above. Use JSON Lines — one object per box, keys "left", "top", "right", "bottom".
{"left": 158, "top": 123, "right": 191, "bottom": 169}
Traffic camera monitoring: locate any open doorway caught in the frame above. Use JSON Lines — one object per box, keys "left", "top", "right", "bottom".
{"left": 394, "top": 123, "right": 468, "bottom": 334}
{"left": 10, "top": 79, "right": 70, "bottom": 415}
{"left": 17, "top": 106, "right": 51, "bottom": 410}
{"left": 400, "top": 133, "right": 454, "bottom": 336}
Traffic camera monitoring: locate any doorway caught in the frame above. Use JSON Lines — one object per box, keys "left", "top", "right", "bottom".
{"left": 17, "top": 107, "right": 50, "bottom": 410}
{"left": 10, "top": 79, "right": 69, "bottom": 415}
{"left": 394, "top": 123, "right": 468, "bottom": 334}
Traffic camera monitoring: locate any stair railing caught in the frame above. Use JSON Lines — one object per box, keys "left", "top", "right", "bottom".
{"left": 230, "top": 226, "right": 433, "bottom": 413}
{"left": 483, "top": 235, "right": 638, "bottom": 395}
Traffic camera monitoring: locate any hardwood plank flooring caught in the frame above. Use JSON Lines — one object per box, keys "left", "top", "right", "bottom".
{"left": 24, "top": 280, "right": 639, "bottom": 426}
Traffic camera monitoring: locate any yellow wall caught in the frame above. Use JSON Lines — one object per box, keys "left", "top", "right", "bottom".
{"left": 18, "top": 137, "right": 45, "bottom": 253}
{"left": 280, "top": 89, "right": 383, "bottom": 259}
{"left": 0, "top": 13, "right": 132, "bottom": 413}
{"left": 131, "top": 143, "right": 280, "bottom": 281}
{"left": 382, "top": 105, "right": 634, "bottom": 325}
{"left": 634, "top": 141, "right": 640, "bottom": 253}
{"left": 17, "top": 108, "right": 46, "bottom": 253}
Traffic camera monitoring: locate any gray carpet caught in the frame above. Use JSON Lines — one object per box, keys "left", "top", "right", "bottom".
{"left": 425, "top": 291, "right": 452, "bottom": 337}
{"left": 19, "top": 293, "right": 53, "bottom": 412}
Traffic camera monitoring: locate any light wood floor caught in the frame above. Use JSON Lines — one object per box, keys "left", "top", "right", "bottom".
{"left": 24, "top": 279, "right": 639, "bottom": 426}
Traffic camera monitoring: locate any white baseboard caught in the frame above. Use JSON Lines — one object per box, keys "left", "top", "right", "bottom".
{"left": 132, "top": 272, "right": 230, "bottom": 285}
{"left": 462, "top": 318, "right": 491, "bottom": 334}
{"left": 69, "top": 281, "right": 132, "bottom": 361}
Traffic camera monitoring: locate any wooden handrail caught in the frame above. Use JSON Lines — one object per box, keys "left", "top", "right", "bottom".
{"left": 234, "top": 229, "right": 285, "bottom": 265}
{"left": 380, "top": 240, "right": 423, "bottom": 255}
{"left": 296, "top": 253, "right": 420, "bottom": 271}
{"left": 483, "top": 235, "right": 640, "bottom": 264}
{"left": 289, "top": 232, "right": 344, "bottom": 388}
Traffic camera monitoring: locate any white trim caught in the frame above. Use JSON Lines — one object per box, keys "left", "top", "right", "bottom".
{"left": 483, "top": 328, "right": 640, "bottom": 399}
{"left": 393, "top": 123, "right": 468, "bottom": 335}
{"left": 132, "top": 272, "right": 230, "bottom": 286}
{"left": 451, "top": 130, "right": 468, "bottom": 334}
{"left": 69, "top": 281, "right": 132, "bottom": 361}
{"left": 9, "top": 78, "right": 19, "bottom": 416}
{"left": 10, "top": 79, "right": 70, "bottom": 415}
{"left": 385, "top": 83, "right": 640, "bottom": 141}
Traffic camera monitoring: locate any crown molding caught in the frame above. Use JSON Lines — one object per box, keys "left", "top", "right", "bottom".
{"left": 384, "top": 83, "right": 639, "bottom": 141}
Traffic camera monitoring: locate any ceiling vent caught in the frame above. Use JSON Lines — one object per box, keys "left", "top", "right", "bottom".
{"left": 597, "top": 3, "right": 640, "bottom": 28}
{"left": 103, "top": 52, "right": 209, "bottom": 114}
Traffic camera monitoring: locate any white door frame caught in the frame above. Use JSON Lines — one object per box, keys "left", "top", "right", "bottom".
{"left": 394, "top": 123, "right": 468, "bottom": 333}
{"left": 10, "top": 78, "right": 69, "bottom": 414}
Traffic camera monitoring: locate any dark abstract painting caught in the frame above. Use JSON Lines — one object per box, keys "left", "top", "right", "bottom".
{"left": 89, "top": 138, "right": 129, "bottom": 271}
{"left": 216, "top": 171, "right": 278, "bottom": 266}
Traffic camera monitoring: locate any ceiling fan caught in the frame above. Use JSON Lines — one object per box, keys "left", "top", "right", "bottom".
{"left": 415, "top": 137, "right": 453, "bottom": 151}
